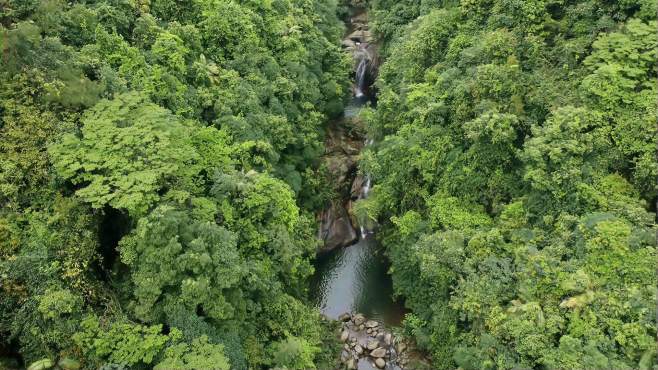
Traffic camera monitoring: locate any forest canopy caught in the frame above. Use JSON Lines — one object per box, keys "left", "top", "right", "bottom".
{"left": 359, "top": 0, "right": 657, "bottom": 368}
{"left": 1, "top": 0, "right": 656, "bottom": 369}
{"left": 1, "top": 0, "right": 349, "bottom": 368}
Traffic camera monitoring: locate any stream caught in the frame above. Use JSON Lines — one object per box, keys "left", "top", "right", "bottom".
{"left": 310, "top": 9, "right": 409, "bottom": 370}
{"left": 310, "top": 95, "right": 406, "bottom": 327}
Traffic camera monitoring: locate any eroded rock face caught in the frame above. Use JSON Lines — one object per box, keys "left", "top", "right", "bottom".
{"left": 318, "top": 202, "right": 358, "bottom": 252}
{"left": 317, "top": 113, "right": 366, "bottom": 252}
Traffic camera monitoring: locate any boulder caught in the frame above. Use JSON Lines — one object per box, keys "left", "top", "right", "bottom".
{"left": 370, "top": 347, "right": 386, "bottom": 358}
{"left": 342, "top": 39, "right": 357, "bottom": 49}
{"left": 375, "top": 358, "right": 386, "bottom": 369}
{"left": 340, "top": 330, "right": 349, "bottom": 342}
{"left": 341, "top": 350, "right": 350, "bottom": 362}
{"left": 318, "top": 203, "right": 357, "bottom": 252}
{"left": 365, "top": 320, "right": 378, "bottom": 328}
{"left": 347, "top": 30, "right": 373, "bottom": 43}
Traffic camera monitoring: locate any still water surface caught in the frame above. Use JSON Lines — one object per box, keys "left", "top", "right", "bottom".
{"left": 310, "top": 234, "right": 406, "bottom": 326}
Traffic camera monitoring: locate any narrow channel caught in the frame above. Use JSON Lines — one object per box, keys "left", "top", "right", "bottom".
{"left": 310, "top": 9, "right": 406, "bottom": 328}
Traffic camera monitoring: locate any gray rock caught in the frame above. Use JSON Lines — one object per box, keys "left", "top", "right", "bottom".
{"left": 341, "top": 350, "right": 350, "bottom": 362}
{"left": 375, "top": 358, "right": 386, "bottom": 368}
{"left": 354, "top": 344, "right": 363, "bottom": 355}
{"left": 370, "top": 347, "right": 386, "bottom": 358}
{"left": 366, "top": 340, "right": 379, "bottom": 350}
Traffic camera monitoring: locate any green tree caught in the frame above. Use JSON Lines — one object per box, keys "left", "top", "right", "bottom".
{"left": 50, "top": 92, "right": 196, "bottom": 215}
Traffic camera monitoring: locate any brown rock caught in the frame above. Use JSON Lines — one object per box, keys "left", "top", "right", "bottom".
{"left": 375, "top": 358, "right": 386, "bottom": 368}
{"left": 370, "top": 347, "right": 386, "bottom": 358}
{"left": 318, "top": 203, "right": 357, "bottom": 252}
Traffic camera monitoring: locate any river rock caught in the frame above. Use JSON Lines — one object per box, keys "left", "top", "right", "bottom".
{"left": 359, "top": 324, "right": 365, "bottom": 331}
{"left": 365, "top": 320, "right": 378, "bottom": 328}
{"left": 347, "top": 358, "right": 357, "bottom": 370}
{"left": 366, "top": 328, "right": 372, "bottom": 334}
{"left": 370, "top": 347, "right": 386, "bottom": 358}
{"left": 339, "top": 312, "right": 352, "bottom": 322}
{"left": 375, "top": 358, "right": 386, "bottom": 369}
{"left": 384, "top": 333, "right": 392, "bottom": 346}
{"left": 355, "top": 344, "right": 363, "bottom": 355}
{"left": 366, "top": 340, "right": 379, "bottom": 350}
{"left": 396, "top": 342, "right": 406, "bottom": 353}
{"left": 341, "top": 350, "right": 350, "bottom": 362}
{"left": 340, "top": 330, "right": 349, "bottom": 342}
{"left": 353, "top": 313, "right": 365, "bottom": 326}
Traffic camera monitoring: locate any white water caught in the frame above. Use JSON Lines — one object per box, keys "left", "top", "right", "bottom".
{"left": 354, "top": 57, "right": 368, "bottom": 98}
{"left": 358, "top": 139, "right": 374, "bottom": 239}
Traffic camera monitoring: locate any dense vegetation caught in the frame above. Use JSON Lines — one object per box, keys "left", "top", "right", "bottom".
{"left": 357, "top": 0, "right": 657, "bottom": 368}
{"left": 0, "top": 0, "right": 350, "bottom": 368}
{"left": 2, "top": 0, "right": 657, "bottom": 369}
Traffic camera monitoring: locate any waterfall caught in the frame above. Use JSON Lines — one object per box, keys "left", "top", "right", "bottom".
{"left": 354, "top": 57, "right": 368, "bottom": 98}
{"left": 359, "top": 139, "right": 374, "bottom": 239}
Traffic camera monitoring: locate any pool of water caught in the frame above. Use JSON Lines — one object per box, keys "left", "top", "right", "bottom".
{"left": 310, "top": 234, "right": 406, "bottom": 326}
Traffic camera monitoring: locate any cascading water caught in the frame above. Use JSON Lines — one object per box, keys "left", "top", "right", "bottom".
{"left": 311, "top": 8, "right": 408, "bottom": 370}
{"left": 354, "top": 56, "right": 368, "bottom": 98}
{"left": 358, "top": 138, "right": 375, "bottom": 239}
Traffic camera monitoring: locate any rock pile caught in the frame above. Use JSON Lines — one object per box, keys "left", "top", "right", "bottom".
{"left": 337, "top": 313, "right": 411, "bottom": 369}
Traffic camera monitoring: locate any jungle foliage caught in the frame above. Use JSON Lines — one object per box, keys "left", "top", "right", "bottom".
{"left": 0, "top": 0, "right": 349, "bottom": 368}
{"left": 361, "top": 0, "right": 657, "bottom": 368}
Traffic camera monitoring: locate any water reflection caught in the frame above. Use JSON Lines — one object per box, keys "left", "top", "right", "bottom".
{"left": 310, "top": 234, "right": 405, "bottom": 326}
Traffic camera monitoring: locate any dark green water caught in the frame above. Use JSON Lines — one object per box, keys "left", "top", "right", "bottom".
{"left": 310, "top": 234, "right": 406, "bottom": 326}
